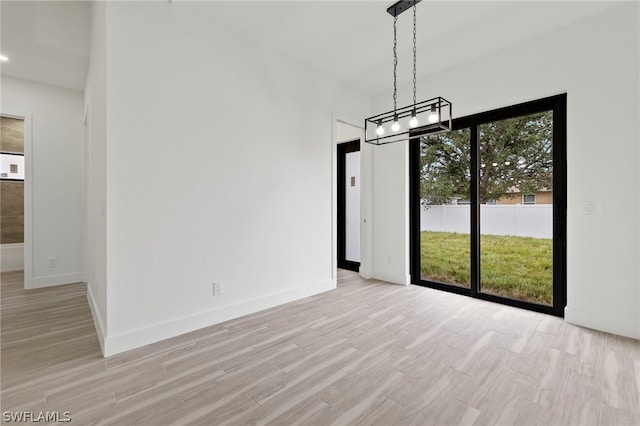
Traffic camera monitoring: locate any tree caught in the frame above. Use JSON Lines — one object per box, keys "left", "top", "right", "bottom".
{"left": 419, "top": 111, "right": 553, "bottom": 206}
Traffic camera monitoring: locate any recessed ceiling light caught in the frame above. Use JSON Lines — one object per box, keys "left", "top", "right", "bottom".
{"left": 0, "top": 55, "right": 8, "bottom": 62}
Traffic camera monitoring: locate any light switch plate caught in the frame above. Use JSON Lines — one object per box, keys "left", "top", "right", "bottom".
{"left": 583, "top": 201, "right": 597, "bottom": 216}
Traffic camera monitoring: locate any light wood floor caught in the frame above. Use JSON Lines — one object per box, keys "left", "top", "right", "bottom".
{"left": 2, "top": 269, "right": 640, "bottom": 425}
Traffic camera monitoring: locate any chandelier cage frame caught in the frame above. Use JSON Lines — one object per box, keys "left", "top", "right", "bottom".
{"left": 365, "top": 0, "right": 453, "bottom": 146}
{"left": 365, "top": 97, "right": 452, "bottom": 145}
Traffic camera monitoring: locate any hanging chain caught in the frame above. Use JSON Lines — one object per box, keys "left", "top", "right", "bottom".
{"left": 393, "top": 15, "right": 398, "bottom": 113}
{"left": 413, "top": 4, "right": 417, "bottom": 106}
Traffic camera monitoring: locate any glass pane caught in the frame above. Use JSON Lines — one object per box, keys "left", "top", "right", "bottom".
{"left": 345, "top": 151, "right": 361, "bottom": 263}
{"left": 419, "top": 128, "right": 471, "bottom": 288}
{"left": 479, "top": 111, "right": 553, "bottom": 305}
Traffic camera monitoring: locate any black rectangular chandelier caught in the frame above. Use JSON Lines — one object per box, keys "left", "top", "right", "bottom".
{"left": 365, "top": 96, "right": 452, "bottom": 145}
{"left": 365, "top": 0, "right": 452, "bottom": 145}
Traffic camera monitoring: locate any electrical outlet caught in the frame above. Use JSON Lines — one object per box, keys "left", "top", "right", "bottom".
{"left": 213, "top": 282, "right": 222, "bottom": 296}
{"left": 48, "top": 257, "right": 57, "bottom": 268}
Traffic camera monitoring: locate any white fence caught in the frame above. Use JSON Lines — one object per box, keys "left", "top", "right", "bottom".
{"left": 420, "top": 205, "right": 552, "bottom": 239}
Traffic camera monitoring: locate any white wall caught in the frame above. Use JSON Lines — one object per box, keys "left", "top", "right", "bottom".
{"left": 98, "top": 2, "right": 371, "bottom": 355}
{"left": 369, "top": 141, "right": 411, "bottom": 285}
{"left": 84, "top": 0, "right": 108, "bottom": 351}
{"left": 1, "top": 76, "right": 85, "bottom": 288}
{"left": 368, "top": 4, "right": 640, "bottom": 338}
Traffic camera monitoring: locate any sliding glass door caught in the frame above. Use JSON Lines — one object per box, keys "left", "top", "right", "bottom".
{"left": 410, "top": 95, "right": 566, "bottom": 315}
{"left": 418, "top": 128, "right": 471, "bottom": 291}
{"left": 479, "top": 112, "right": 554, "bottom": 306}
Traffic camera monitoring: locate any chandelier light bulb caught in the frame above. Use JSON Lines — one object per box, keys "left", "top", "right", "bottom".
{"left": 376, "top": 122, "right": 385, "bottom": 136}
{"left": 428, "top": 105, "right": 438, "bottom": 123}
{"left": 409, "top": 110, "right": 419, "bottom": 128}
{"left": 492, "top": 162, "right": 498, "bottom": 167}
{"left": 504, "top": 161, "right": 511, "bottom": 166}
{"left": 409, "top": 117, "right": 419, "bottom": 128}
{"left": 391, "top": 115, "right": 400, "bottom": 132}
{"left": 481, "top": 163, "right": 486, "bottom": 168}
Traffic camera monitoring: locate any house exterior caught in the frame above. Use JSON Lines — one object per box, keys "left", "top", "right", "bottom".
{"left": 497, "top": 190, "right": 553, "bottom": 205}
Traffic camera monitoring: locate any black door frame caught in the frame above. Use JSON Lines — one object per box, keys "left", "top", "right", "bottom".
{"left": 409, "top": 94, "right": 567, "bottom": 316}
{"left": 337, "top": 139, "right": 361, "bottom": 272}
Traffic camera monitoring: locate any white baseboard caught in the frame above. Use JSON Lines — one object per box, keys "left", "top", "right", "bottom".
{"left": 371, "top": 269, "right": 410, "bottom": 286}
{"left": 31, "top": 272, "right": 84, "bottom": 288}
{"left": 358, "top": 264, "right": 372, "bottom": 279}
{"left": 565, "top": 306, "right": 640, "bottom": 340}
{"left": 1, "top": 243, "right": 24, "bottom": 272}
{"left": 87, "top": 284, "right": 106, "bottom": 355}
{"left": 102, "top": 278, "right": 335, "bottom": 357}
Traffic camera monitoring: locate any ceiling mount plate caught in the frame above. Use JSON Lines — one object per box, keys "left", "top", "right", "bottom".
{"left": 386, "top": 0, "right": 422, "bottom": 17}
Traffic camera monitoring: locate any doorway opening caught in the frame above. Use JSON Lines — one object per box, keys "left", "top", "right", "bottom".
{"left": 337, "top": 139, "right": 361, "bottom": 272}
{"left": 0, "top": 116, "right": 25, "bottom": 276}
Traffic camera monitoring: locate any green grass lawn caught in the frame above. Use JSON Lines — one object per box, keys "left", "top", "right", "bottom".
{"left": 420, "top": 231, "right": 552, "bottom": 305}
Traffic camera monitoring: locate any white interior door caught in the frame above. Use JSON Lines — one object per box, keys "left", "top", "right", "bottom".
{"left": 345, "top": 150, "right": 360, "bottom": 263}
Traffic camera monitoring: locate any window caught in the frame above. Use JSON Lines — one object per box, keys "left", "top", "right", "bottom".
{"left": 0, "top": 152, "right": 25, "bottom": 181}
{"left": 523, "top": 194, "right": 536, "bottom": 205}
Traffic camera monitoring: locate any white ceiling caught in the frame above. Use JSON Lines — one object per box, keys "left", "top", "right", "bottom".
{"left": 1, "top": 1, "right": 91, "bottom": 91}
{"left": 0, "top": 1, "right": 622, "bottom": 95}
{"left": 191, "top": 1, "right": 622, "bottom": 96}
